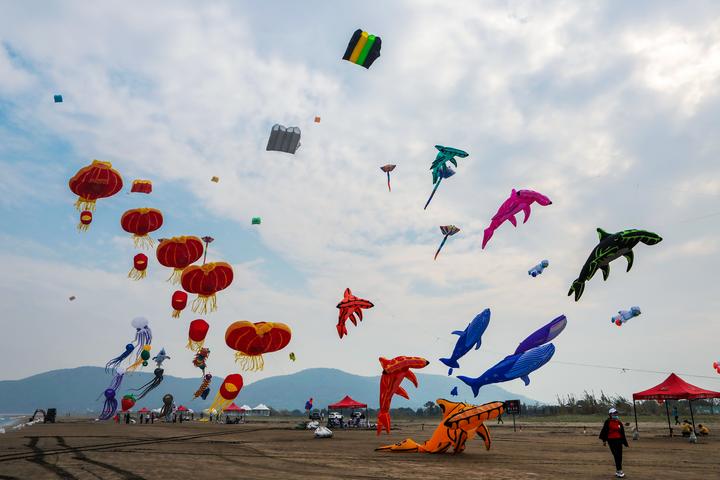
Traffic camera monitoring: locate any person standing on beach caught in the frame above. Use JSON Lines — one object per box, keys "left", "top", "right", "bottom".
{"left": 599, "top": 408, "right": 628, "bottom": 478}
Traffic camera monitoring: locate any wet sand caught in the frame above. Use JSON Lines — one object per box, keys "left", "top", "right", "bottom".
{"left": 0, "top": 418, "right": 717, "bottom": 479}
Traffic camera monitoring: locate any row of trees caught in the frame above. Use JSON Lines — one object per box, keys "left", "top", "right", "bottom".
{"left": 271, "top": 395, "right": 719, "bottom": 418}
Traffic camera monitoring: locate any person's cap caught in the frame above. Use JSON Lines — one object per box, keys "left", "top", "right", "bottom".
{"left": 609, "top": 408, "right": 618, "bottom": 415}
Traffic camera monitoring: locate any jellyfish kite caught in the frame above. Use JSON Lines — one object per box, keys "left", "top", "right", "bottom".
{"left": 159, "top": 394, "right": 174, "bottom": 419}
{"left": 181, "top": 262, "right": 234, "bottom": 314}
{"left": 187, "top": 319, "right": 210, "bottom": 352}
{"left": 207, "top": 374, "right": 244, "bottom": 414}
{"left": 194, "top": 374, "right": 213, "bottom": 400}
{"left": 225, "top": 321, "right": 292, "bottom": 371}
{"left": 131, "top": 317, "right": 152, "bottom": 353}
{"left": 132, "top": 367, "right": 165, "bottom": 400}
{"left": 120, "top": 208, "right": 164, "bottom": 249}
{"left": 68, "top": 160, "right": 123, "bottom": 231}
{"left": 423, "top": 145, "right": 468, "bottom": 210}
{"left": 568, "top": 228, "right": 662, "bottom": 301}
{"left": 289, "top": 352, "right": 296, "bottom": 362}
{"left": 380, "top": 164, "right": 396, "bottom": 192}
{"left": 434, "top": 225, "right": 460, "bottom": 260}
{"left": 98, "top": 367, "right": 125, "bottom": 420}
{"left": 481, "top": 189, "right": 552, "bottom": 249}
{"left": 336, "top": 288, "right": 374, "bottom": 338}
{"left": 156, "top": 236, "right": 204, "bottom": 284}
{"left": 377, "top": 356, "right": 429, "bottom": 435}
{"left": 713, "top": 361, "right": 720, "bottom": 375}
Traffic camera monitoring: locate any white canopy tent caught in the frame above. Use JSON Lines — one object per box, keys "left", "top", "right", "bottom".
{"left": 251, "top": 404, "right": 271, "bottom": 416}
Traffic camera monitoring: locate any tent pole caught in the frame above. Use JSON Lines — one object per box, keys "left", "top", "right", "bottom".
{"left": 664, "top": 401, "right": 672, "bottom": 437}
{"left": 689, "top": 399, "right": 696, "bottom": 430}
{"left": 633, "top": 400, "right": 638, "bottom": 433}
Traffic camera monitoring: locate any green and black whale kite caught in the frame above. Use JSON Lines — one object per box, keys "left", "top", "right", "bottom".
{"left": 568, "top": 228, "right": 662, "bottom": 301}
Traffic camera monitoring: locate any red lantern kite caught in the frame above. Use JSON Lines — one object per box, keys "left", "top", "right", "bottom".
{"left": 225, "top": 321, "right": 292, "bottom": 371}
{"left": 207, "top": 374, "right": 243, "bottom": 414}
{"left": 68, "top": 160, "right": 123, "bottom": 229}
{"left": 120, "top": 208, "right": 164, "bottom": 249}
{"left": 180, "top": 262, "right": 234, "bottom": 314}
{"left": 171, "top": 290, "right": 188, "bottom": 318}
{"left": 131, "top": 179, "right": 152, "bottom": 194}
{"left": 156, "top": 236, "right": 204, "bottom": 284}
{"left": 78, "top": 210, "right": 93, "bottom": 231}
{"left": 128, "top": 253, "right": 148, "bottom": 280}
{"left": 187, "top": 319, "right": 210, "bottom": 352}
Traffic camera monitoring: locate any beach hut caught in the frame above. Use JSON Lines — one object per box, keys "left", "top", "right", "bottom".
{"left": 251, "top": 404, "right": 271, "bottom": 417}
{"left": 240, "top": 404, "right": 253, "bottom": 416}
{"left": 632, "top": 373, "right": 720, "bottom": 440}
{"left": 327, "top": 395, "right": 369, "bottom": 428}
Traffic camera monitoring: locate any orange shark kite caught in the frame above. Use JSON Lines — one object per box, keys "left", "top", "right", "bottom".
{"left": 377, "top": 356, "right": 429, "bottom": 435}
{"left": 376, "top": 399, "right": 504, "bottom": 453}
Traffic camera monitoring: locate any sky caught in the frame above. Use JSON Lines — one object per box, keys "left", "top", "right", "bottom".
{"left": 1, "top": 0, "right": 719, "bottom": 404}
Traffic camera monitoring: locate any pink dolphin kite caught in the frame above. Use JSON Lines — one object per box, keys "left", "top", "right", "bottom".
{"left": 482, "top": 189, "right": 552, "bottom": 249}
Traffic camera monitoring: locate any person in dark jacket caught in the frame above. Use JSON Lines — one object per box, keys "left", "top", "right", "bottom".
{"left": 599, "top": 408, "right": 628, "bottom": 478}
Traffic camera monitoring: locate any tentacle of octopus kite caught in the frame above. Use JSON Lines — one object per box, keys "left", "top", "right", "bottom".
{"left": 98, "top": 368, "right": 125, "bottom": 420}
{"left": 132, "top": 367, "right": 164, "bottom": 400}
{"left": 377, "top": 356, "right": 429, "bottom": 435}
{"left": 376, "top": 399, "right": 504, "bottom": 453}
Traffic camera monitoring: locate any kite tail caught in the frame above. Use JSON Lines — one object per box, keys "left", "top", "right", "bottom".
{"left": 336, "top": 322, "right": 347, "bottom": 339}
{"left": 133, "top": 375, "right": 164, "bottom": 400}
{"left": 387, "top": 172, "right": 392, "bottom": 192}
{"left": 439, "top": 357, "right": 459, "bottom": 375}
{"left": 457, "top": 375, "right": 483, "bottom": 398}
{"left": 377, "top": 412, "right": 391, "bottom": 435}
{"left": 109, "top": 370, "right": 125, "bottom": 391}
{"left": 423, "top": 180, "right": 442, "bottom": 210}
{"left": 99, "top": 396, "right": 118, "bottom": 421}
{"left": 105, "top": 345, "right": 134, "bottom": 373}
{"left": 567, "top": 279, "right": 585, "bottom": 302}
{"left": 134, "top": 328, "right": 152, "bottom": 355}
{"left": 434, "top": 236, "right": 449, "bottom": 260}
{"left": 481, "top": 227, "right": 494, "bottom": 249}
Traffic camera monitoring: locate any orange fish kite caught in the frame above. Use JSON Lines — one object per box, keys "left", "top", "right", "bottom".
{"left": 377, "top": 356, "right": 429, "bottom": 435}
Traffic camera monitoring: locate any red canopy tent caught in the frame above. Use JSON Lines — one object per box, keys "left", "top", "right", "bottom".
{"left": 176, "top": 405, "right": 189, "bottom": 412}
{"left": 137, "top": 407, "right": 150, "bottom": 413}
{"left": 327, "top": 395, "right": 369, "bottom": 429}
{"left": 328, "top": 395, "right": 367, "bottom": 409}
{"left": 632, "top": 373, "right": 720, "bottom": 438}
{"left": 224, "top": 403, "right": 246, "bottom": 413}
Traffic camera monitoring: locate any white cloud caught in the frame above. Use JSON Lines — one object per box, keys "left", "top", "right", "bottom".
{"left": 1, "top": 1, "right": 720, "bottom": 402}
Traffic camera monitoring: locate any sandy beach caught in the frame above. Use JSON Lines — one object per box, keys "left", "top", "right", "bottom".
{"left": 0, "top": 417, "right": 717, "bottom": 479}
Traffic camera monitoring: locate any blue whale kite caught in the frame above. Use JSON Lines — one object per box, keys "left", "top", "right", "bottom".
{"left": 457, "top": 314, "right": 566, "bottom": 397}
{"left": 439, "top": 309, "right": 491, "bottom": 375}
{"left": 457, "top": 344, "right": 556, "bottom": 397}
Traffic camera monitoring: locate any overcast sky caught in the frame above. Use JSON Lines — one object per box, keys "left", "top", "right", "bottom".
{"left": 1, "top": 0, "right": 719, "bottom": 403}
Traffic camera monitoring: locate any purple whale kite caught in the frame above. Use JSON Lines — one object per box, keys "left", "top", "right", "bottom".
{"left": 481, "top": 189, "right": 552, "bottom": 249}
{"left": 457, "top": 314, "right": 566, "bottom": 397}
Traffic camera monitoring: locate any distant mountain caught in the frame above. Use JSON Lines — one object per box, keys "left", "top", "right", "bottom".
{"left": 0, "top": 367, "right": 537, "bottom": 414}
